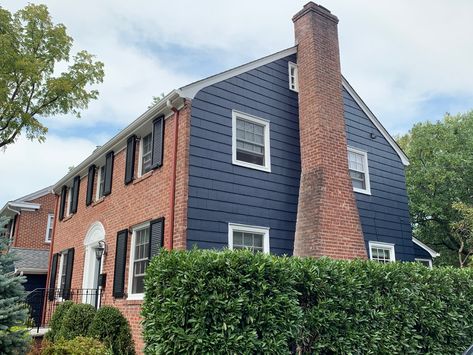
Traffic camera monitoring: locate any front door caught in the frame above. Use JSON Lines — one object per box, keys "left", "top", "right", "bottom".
{"left": 82, "top": 244, "right": 103, "bottom": 307}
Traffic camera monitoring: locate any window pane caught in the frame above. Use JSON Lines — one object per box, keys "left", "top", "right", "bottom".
{"left": 232, "top": 230, "right": 264, "bottom": 252}
{"left": 371, "top": 246, "right": 392, "bottom": 263}
{"left": 141, "top": 133, "right": 152, "bottom": 174}
{"left": 132, "top": 227, "right": 150, "bottom": 294}
{"left": 235, "top": 117, "right": 266, "bottom": 167}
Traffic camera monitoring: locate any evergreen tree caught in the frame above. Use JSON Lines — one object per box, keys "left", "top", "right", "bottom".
{"left": 0, "top": 227, "right": 30, "bottom": 354}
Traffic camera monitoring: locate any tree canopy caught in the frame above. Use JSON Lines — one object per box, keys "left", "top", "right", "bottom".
{"left": 0, "top": 4, "right": 104, "bottom": 148}
{"left": 397, "top": 111, "right": 473, "bottom": 266}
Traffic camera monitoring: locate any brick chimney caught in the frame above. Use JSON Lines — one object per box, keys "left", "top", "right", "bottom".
{"left": 293, "top": 2, "right": 367, "bottom": 259}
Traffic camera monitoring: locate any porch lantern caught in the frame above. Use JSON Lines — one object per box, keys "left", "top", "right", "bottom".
{"left": 95, "top": 241, "right": 105, "bottom": 260}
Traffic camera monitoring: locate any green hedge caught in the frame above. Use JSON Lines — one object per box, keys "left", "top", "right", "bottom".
{"left": 57, "top": 303, "right": 96, "bottom": 340}
{"left": 142, "top": 249, "right": 473, "bottom": 354}
{"left": 88, "top": 306, "right": 135, "bottom": 355}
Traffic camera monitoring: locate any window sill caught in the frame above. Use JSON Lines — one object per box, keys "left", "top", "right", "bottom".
{"left": 92, "top": 197, "right": 105, "bottom": 207}
{"left": 126, "top": 294, "right": 144, "bottom": 302}
{"left": 62, "top": 215, "right": 73, "bottom": 222}
{"left": 132, "top": 171, "right": 153, "bottom": 186}
{"left": 353, "top": 187, "right": 371, "bottom": 195}
{"left": 232, "top": 160, "right": 271, "bottom": 173}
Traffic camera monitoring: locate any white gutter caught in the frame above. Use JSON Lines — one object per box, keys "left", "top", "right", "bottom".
{"left": 53, "top": 90, "right": 182, "bottom": 192}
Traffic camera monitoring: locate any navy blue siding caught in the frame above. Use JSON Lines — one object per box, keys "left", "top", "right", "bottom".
{"left": 343, "top": 89, "right": 415, "bottom": 261}
{"left": 186, "top": 54, "right": 415, "bottom": 261}
{"left": 413, "top": 243, "right": 432, "bottom": 260}
{"left": 187, "top": 55, "right": 300, "bottom": 255}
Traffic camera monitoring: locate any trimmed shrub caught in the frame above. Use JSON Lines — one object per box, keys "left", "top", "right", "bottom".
{"left": 57, "top": 303, "right": 96, "bottom": 340}
{"left": 142, "top": 249, "right": 302, "bottom": 354}
{"left": 143, "top": 249, "right": 473, "bottom": 354}
{"left": 41, "top": 336, "right": 109, "bottom": 355}
{"left": 45, "top": 301, "right": 74, "bottom": 342}
{"left": 88, "top": 306, "right": 135, "bottom": 355}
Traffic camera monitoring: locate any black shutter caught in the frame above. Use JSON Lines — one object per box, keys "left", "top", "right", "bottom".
{"left": 149, "top": 218, "right": 165, "bottom": 259}
{"left": 113, "top": 229, "right": 128, "bottom": 298}
{"left": 70, "top": 176, "right": 80, "bottom": 214}
{"left": 62, "top": 248, "right": 74, "bottom": 300}
{"left": 86, "top": 165, "right": 96, "bottom": 206}
{"left": 103, "top": 151, "right": 114, "bottom": 196}
{"left": 151, "top": 116, "right": 165, "bottom": 169}
{"left": 124, "top": 135, "right": 136, "bottom": 185}
{"left": 48, "top": 253, "right": 58, "bottom": 301}
{"left": 59, "top": 186, "right": 67, "bottom": 220}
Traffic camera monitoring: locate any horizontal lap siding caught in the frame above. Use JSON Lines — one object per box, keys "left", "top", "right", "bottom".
{"left": 343, "top": 89, "right": 415, "bottom": 261}
{"left": 187, "top": 55, "right": 300, "bottom": 255}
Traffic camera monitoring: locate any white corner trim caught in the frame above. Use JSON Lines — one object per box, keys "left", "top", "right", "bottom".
{"left": 347, "top": 146, "right": 371, "bottom": 195}
{"left": 232, "top": 110, "right": 271, "bottom": 173}
{"left": 368, "top": 241, "right": 396, "bottom": 262}
{"left": 228, "top": 223, "right": 270, "bottom": 253}
{"left": 342, "top": 77, "right": 409, "bottom": 166}
{"left": 179, "top": 47, "right": 297, "bottom": 99}
{"left": 412, "top": 237, "right": 440, "bottom": 258}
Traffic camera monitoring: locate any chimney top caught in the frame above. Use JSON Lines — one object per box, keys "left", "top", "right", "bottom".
{"left": 292, "top": 2, "right": 338, "bottom": 24}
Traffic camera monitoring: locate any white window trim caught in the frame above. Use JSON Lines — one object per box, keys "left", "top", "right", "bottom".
{"left": 288, "top": 62, "right": 299, "bottom": 92}
{"left": 232, "top": 110, "right": 271, "bottom": 173}
{"left": 228, "top": 223, "right": 270, "bottom": 254}
{"left": 56, "top": 251, "right": 67, "bottom": 301}
{"left": 368, "top": 241, "right": 396, "bottom": 263}
{"left": 348, "top": 146, "right": 371, "bottom": 195}
{"left": 65, "top": 188, "right": 72, "bottom": 217}
{"left": 127, "top": 222, "right": 150, "bottom": 300}
{"left": 95, "top": 166, "right": 104, "bottom": 201}
{"left": 138, "top": 133, "right": 152, "bottom": 177}
{"left": 415, "top": 258, "right": 433, "bottom": 268}
{"left": 45, "top": 214, "right": 54, "bottom": 242}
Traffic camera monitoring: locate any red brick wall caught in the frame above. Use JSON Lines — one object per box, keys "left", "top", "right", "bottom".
{"left": 13, "top": 193, "right": 55, "bottom": 250}
{"left": 47, "top": 103, "right": 191, "bottom": 353}
{"left": 292, "top": 3, "right": 367, "bottom": 259}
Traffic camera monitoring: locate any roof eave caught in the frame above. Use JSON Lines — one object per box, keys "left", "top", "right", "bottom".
{"left": 413, "top": 237, "right": 440, "bottom": 258}
{"left": 53, "top": 90, "right": 182, "bottom": 192}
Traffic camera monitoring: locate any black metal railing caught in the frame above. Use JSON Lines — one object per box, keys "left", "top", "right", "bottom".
{"left": 26, "top": 288, "right": 103, "bottom": 333}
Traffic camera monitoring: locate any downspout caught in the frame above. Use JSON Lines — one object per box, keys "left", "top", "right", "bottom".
{"left": 166, "top": 99, "right": 180, "bottom": 250}
{"left": 42, "top": 193, "right": 60, "bottom": 326}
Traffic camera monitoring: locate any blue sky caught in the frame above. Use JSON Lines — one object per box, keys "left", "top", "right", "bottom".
{"left": 1, "top": 0, "right": 472, "bottom": 203}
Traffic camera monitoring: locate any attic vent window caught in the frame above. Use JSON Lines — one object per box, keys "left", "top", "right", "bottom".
{"left": 288, "top": 62, "right": 299, "bottom": 92}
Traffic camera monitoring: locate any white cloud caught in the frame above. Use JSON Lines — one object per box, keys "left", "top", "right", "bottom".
{"left": 0, "top": 135, "right": 97, "bottom": 203}
{"left": 1, "top": 0, "right": 472, "bottom": 200}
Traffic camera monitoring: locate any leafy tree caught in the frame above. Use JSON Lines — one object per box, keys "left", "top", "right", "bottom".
{"left": 397, "top": 111, "right": 473, "bottom": 266}
{"left": 148, "top": 93, "right": 165, "bottom": 109}
{"left": 0, "top": 4, "right": 104, "bottom": 149}
{"left": 450, "top": 202, "right": 473, "bottom": 268}
{"left": 0, "top": 236, "right": 29, "bottom": 354}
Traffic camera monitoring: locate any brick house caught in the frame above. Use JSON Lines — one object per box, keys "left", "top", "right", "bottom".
{"left": 1, "top": 186, "right": 54, "bottom": 291}
{"left": 46, "top": 2, "right": 438, "bottom": 350}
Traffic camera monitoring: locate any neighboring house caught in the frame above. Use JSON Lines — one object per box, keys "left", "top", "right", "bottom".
{"left": 45, "top": 2, "right": 438, "bottom": 350}
{"left": 0, "top": 186, "right": 54, "bottom": 292}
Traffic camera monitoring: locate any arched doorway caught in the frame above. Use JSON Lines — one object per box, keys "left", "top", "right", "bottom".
{"left": 82, "top": 222, "right": 105, "bottom": 307}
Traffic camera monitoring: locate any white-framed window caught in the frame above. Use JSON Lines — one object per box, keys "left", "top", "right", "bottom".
{"left": 139, "top": 133, "right": 153, "bottom": 176}
{"left": 57, "top": 251, "right": 68, "bottom": 292}
{"left": 45, "top": 214, "right": 54, "bottom": 242}
{"left": 415, "top": 258, "right": 433, "bottom": 268}
{"left": 65, "top": 188, "right": 72, "bottom": 217}
{"left": 369, "top": 241, "right": 395, "bottom": 263}
{"left": 288, "top": 62, "right": 299, "bottom": 92}
{"left": 96, "top": 165, "right": 105, "bottom": 200}
{"left": 228, "top": 223, "right": 270, "bottom": 253}
{"left": 347, "top": 147, "right": 371, "bottom": 195}
{"left": 128, "top": 223, "right": 150, "bottom": 300}
{"left": 232, "top": 111, "right": 271, "bottom": 172}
